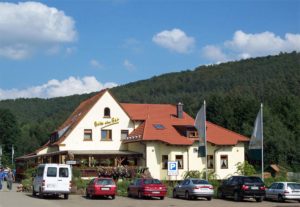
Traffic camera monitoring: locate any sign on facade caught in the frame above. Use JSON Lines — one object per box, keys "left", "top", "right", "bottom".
{"left": 168, "top": 161, "right": 178, "bottom": 176}
{"left": 66, "top": 160, "right": 77, "bottom": 165}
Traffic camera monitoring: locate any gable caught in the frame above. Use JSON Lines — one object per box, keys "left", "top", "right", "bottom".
{"left": 52, "top": 90, "right": 131, "bottom": 146}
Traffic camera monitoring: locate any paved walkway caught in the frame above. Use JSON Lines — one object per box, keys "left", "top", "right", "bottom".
{"left": 1, "top": 183, "right": 300, "bottom": 207}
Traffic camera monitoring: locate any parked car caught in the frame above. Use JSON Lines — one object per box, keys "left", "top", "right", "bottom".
{"left": 265, "top": 182, "right": 300, "bottom": 202}
{"left": 173, "top": 178, "right": 214, "bottom": 200}
{"left": 32, "top": 163, "right": 72, "bottom": 199}
{"left": 86, "top": 177, "right": 117, "bottom": 199}
{"left": 217, "top": 176, "right": 265, "bottom": 202}
{"left": 127, "top": 178, "right": 167, "bottom": 200}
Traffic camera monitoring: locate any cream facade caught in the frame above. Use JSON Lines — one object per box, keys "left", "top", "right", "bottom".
{"left": 18, "top": 90, "right": 248, "bottom": 180}
{"left": 127, "top": 141, "right": 245, "bottom": 180}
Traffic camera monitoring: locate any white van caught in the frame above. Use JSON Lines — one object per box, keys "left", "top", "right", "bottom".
{"left": 32, "top": 163, "right": 72, "bottom": 199}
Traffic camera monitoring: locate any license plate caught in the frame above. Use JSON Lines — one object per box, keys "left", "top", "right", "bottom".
{"left": 152, "top": 191, "right": 160, "bottom": 194}
{"left": 101, "top": 187, "right": 110, "bottom": 191}
{"left": 47, "top": 184, "right": 56, "bottom": 188}
{"left": 251, "top": 186, "right": 259, "bottom": 190}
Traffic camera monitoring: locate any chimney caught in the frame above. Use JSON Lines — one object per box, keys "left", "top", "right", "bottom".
{"left": 177, "top": 102, "right": 184, "bottom": 119}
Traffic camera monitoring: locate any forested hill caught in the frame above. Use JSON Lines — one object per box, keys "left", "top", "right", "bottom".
{"left": 0, "top": 52, "right": 299, "bottom": 170}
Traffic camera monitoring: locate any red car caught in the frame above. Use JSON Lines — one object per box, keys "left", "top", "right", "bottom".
{"left": 127, "top": 178, "right": 167, "bottom": 200}
{"left": 86, "top": 177, "right": 117, "bottom": 199}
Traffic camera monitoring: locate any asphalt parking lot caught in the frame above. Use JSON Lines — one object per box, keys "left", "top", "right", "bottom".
{"left": 0, "top": 183, "right": 299, "bottom": 207}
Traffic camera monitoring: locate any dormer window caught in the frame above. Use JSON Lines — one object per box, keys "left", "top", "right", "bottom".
{"left": 104, "top": 107, "right": 110, "bottom": 118}
{"left": 187, "top": 130, "right": 198, "bottom": 138}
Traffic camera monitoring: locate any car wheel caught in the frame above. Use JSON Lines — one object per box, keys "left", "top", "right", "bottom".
{"left": 111, "top": 195, "right": 115, "bottom": 200}
{"left": 89, "top": 193, "right": 94, "bottom": 199}
{"left": 217, "top": 190, "right": 224, "bottom": 199}
{"left": 138, "top": 191, "right": 143, "bottom": 199}
{"left": 127, "top": 189, "right": 131, "bottom": 197}
{"left": 233, "top": 191, "right": 241, "bottom": 202}
{"left": 255, "top": 197, "right": 263, "bottom": 202}
{"left": 278, "top": 195, "right": 284, "bottom": 202}
{"left": 32, "top": 186, "right": 36, "bottom": 197}
{"left": 207, "top": 197, "right": 212, "bottom": 201}
{"left": 39, "top": 188, "right": 44, "bottom": 199}
{"left": 86, "top": 190, "right": 89, "bottom": 198}
{"left": 173, "top": 190, "right": 178, "bottom": 198}
{"left": 185, "top": 191, "right": 190, "bottom": 200}
{"left": 64, "top": 194, "right": 69, "bottom": 199}
{"left": 160, "top": 196, "right": 164, "bottom": 200}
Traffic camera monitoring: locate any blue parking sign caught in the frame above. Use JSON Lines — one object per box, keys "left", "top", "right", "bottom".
{"left": 168, "top": 161, "right": 178, "bottom": 176}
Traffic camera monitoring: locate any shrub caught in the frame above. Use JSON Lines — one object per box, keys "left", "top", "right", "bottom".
{"left": 235, "top": 161, "right": 256, "bottom": 176}
{"left": 264, "top": 176, "right": 286, "bottom": 187}
{"left": 183, "top": 170, "right": 203, "bottom": 179}
{"left": 116, "top": 179, "right": 131, "bottom": 196}
{"left": 73, "top": 178, "right": 90, "bottom": 190}
{"left": 20, "top": 167, "right": 36, "bottom": 192}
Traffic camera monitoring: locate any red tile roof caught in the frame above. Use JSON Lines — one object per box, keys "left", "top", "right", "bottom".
{"left": 206, "top": 121, "right": 249, "bottom": 145}
{"left": 121, "top": 103, "right": 249, "bottom": 145}
{"left": 121, "top": 103, "right": 196, "bottom": 145}
{"left": 44, "top": 90, "right": 248, "bottom": 148}
{"left": 52, "top": 89, "right": 107, "bottom": 145}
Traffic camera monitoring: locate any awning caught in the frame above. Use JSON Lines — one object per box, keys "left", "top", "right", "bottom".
{"left": 16, "top": 150, "right": 142, "bottom": 161}
{"left": 67, "top": 150, "right": 142, "bottom": 156}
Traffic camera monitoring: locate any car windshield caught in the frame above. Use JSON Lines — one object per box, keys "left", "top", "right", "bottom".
{"left": 287, "top": 183, "right": 300, "bottom": 190}
{"left": 97, "top": 179, "right": 114, "bottom": 185}
{"left": 144, "top": 179, "right": 161, "bottom": 184}
{"left": 192, "top": 180, "right": 209, "bottom": 184}
{"left": 243, "top": 177, "right": 263, "bottom": 184}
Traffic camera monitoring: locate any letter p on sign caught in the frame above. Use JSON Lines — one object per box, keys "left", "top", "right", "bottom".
{"left": 168, "top": 161, "right": 178, "bottom": 176}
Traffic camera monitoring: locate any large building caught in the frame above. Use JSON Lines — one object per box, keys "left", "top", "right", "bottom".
{"left": 17, "top": 90, "right": 249, "bottom": 180}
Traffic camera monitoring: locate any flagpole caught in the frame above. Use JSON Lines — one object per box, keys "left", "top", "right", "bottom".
{"left": 11, "top": 145, "right": 14, "bottom": 166}
{"left": 261, "top": 103, "right": 264, "bottom": 181}
{"left": 204, "top": 100, "right": 208, "bottom": 181}
{"left": 195, "top": 100, "right": 207, "bottom": 180}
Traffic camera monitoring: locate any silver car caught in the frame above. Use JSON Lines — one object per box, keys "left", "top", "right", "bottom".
{"left": 265, "top": 182, "right": 300, "bottom": 202}
{"left": 173, "top": 178, "right": 214, "bottom": 200}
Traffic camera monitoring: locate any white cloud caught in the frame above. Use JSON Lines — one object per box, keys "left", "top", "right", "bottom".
{"left": 0, "top": 1, "right": 77, "bottom": 59}
{"left": 202, "top": 45, "right": 228, "bottom": 63}
{"left": 152, "top": 28, "right": 195, "bottom": 54}
{"left": 225, "top": 30, "right": 300, "bottom": 56}
{"left": 0, "top": 76, "right": 118, "bottom": 100}
{"left": 123, "top": 59, "right": 136, "bottom": 71}
{"left": 90, "top": 59, "right": 103, "bottom": 69}
{"left": 202, "top": 30, "right": 300, "bottom": 63}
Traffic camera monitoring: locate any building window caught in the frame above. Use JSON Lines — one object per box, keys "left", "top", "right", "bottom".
{"left": 101, "top": 129, "right": 112, "bottom": 141}
{"left": 220, "top": 155, "right": 228, "bottom": 169}
{"left": 104, "top": 107, "right": 110, "bottom": 117}
{"left": 153, "top": 124, "right": 165, "bottom": 130}
{"left": 162, "top": 155, "right": 168, "bottom": 169}
{"left": 207, "top": 155, "right": 214, "bottom": 169}
{"left": 175, "top": 155, "right": 183, "bottom": 169}
{"left": 84, "top": 129, "right": 92, "bottom": 140}
{"left": 187, "top": 131, "right": 198, "bottom": 138}
{"left": 121, "top": 130, "right": 129, "bottom": 140}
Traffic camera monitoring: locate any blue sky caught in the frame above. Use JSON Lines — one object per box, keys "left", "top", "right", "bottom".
{"left": 0, "top": 0, "right": 299, "bottom": 99}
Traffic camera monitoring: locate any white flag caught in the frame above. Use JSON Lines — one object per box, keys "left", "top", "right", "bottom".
{"left": 195, "top": 101, "right": 206, "bottom": 157}
{"left": 249, "top": 104, "right": 263, "bottom": 149}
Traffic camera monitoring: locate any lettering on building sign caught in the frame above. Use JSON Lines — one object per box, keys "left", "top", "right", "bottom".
{"left": 94, "top": 117, "right": 120, "bottom": 128}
